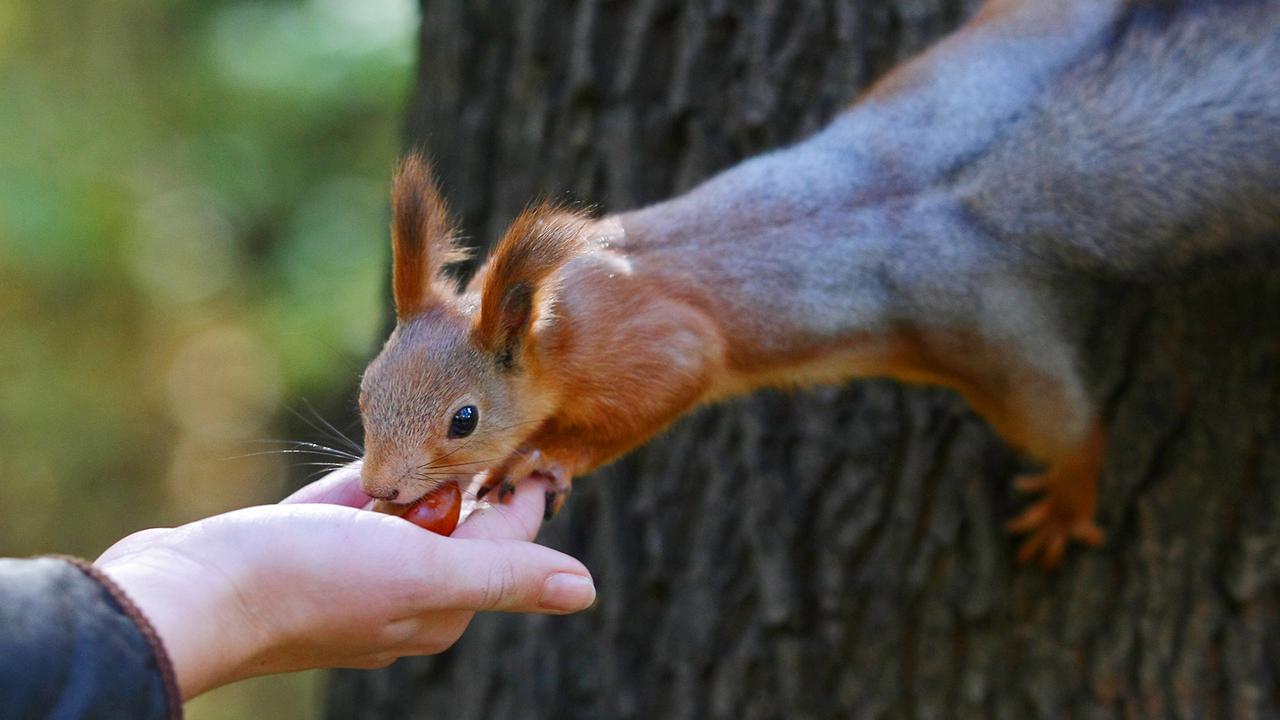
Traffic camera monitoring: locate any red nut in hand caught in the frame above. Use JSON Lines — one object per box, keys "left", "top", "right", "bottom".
{"left": 387, "top": 483, "right": 462, "bottom": 536}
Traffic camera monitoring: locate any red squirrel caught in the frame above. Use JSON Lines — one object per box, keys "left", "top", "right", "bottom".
{"left": 358, "top": 0, "right": 1280, "bottom": 566}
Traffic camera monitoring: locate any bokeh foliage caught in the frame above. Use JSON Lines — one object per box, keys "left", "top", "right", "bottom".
{"left": 0, "top": 0, "right": 416, "bottom": 716}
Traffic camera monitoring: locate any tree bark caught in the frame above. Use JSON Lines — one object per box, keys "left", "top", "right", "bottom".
{"left": 326, "top": 1, "right": 1280, "bottom": 717}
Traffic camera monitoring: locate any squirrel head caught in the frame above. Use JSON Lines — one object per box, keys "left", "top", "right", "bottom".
{"left": 358, "top": 154, "right": 585, "bottom": 504}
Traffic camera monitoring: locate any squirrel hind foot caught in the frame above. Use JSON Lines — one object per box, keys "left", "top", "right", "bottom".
{"left": 1007, "top": 492, "right": 1105, "bottom": 568}
{"left": 1005, "top": 426, "right": 1106, "bottom": 568}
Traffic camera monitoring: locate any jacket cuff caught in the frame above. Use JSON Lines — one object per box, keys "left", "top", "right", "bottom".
{"left": 50, "top": 555, "right": 184, "bottom": 720}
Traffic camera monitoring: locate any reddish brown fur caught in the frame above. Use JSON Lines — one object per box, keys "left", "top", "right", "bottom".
{"left": 522, "top": 268, "right": 723, "bottom": 472}
{"left": 471, "top": 205, "right": 589, "bottom": 355}
{"left": 390, "top": 153, "right": 469, "bottom": 320}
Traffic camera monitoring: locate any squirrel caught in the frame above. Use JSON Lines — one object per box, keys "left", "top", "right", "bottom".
{"left": 357, "top": 0, "right": 1280, "bottom": 567}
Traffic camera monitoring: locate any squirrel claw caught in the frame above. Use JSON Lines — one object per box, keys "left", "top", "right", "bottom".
{"left": 544, "top": 490, "right": 569, "bottom": 520}
{"left": 497, "top": 479, "right": 517, "bottom": 502}
{"left": 537, "top": 465, "right": 573, "bottom": 520}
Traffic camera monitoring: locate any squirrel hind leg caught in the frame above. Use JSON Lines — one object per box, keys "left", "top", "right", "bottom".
{"left": 1005, "top": 423, "right": 1106, "bottom": 568}
{"left": 883, "top": 327, "right": 1106, "bottom": 567}
{"left": 850, "top": 322, "right": 1106, "bottom": 568}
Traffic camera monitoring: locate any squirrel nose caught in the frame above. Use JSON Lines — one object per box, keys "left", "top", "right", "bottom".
{"left": 366, "top": 487, "right": 400, "bottom": 501}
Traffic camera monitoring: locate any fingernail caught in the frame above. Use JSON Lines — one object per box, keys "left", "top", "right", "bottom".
{"left": 538, "top": 573, "right": 596, "bottom": 613}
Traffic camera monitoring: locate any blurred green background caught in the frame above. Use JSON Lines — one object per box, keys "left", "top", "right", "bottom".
{"left": 0, "top": 0, "right": 417, "bottom": 716}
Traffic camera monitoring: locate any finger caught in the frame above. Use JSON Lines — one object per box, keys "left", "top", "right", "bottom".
{"left": 420, "top": 537, "right": 595, "bottom": 614}
{"left": 452, "top": 475, "right": 551, "bottom": 542}
{"left": 280, "top": 461, "right": 371, "bottom": 508}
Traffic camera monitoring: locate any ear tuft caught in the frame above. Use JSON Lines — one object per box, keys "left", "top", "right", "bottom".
{"left": 475, "top": 204, "right": 589, "bottom": 363}
{"left": 391, "top": 153, "right": 470, "bottom": 320}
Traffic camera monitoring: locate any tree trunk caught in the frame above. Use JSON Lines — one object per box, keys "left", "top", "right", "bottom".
{"left": 325, "top": 1, "right": 1280, "bottom": 717}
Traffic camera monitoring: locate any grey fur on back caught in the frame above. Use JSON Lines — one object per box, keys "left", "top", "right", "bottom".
{"left": 959, "top": 0, "right": 1280, "bottom": 274}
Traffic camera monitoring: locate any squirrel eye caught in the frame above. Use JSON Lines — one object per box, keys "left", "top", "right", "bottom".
{"left": 448, "top": 405, "right": 478, "bottom": 438}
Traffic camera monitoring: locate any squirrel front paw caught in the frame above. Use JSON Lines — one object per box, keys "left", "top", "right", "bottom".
{"left": 534, "top": 463, "right": 573, "bottom": 520}
{"left": 477, "top": 449, "right": 574, "bottom": 519}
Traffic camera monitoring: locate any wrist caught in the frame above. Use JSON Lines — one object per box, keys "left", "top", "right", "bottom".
{"left": 96, "top": 551, "right": 271, "bottom": 701}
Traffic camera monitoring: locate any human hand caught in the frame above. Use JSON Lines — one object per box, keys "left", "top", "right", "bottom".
{"left": 95, "top": 464, "right": 594, "bottom": 701}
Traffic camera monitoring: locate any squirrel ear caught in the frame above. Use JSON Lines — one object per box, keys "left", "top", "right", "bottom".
{"left": 390, "top": 153, "right": 469, "bottom": 321}
{"left": 475, "top": 205, "right": 587, "bottom": 368}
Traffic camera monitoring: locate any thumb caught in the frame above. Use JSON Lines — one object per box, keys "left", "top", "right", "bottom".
{"left": 431, "top": 538, "right": 596, "bottom": 614}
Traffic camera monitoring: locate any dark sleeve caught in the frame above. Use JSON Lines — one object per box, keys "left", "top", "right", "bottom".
{"left": 0, "top": 556, "right": 182, "bottom": 720}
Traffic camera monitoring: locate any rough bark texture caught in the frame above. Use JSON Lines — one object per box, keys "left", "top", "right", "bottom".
{"left": 325, "top": 1, "right": 1280, "bottom": 718}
